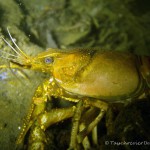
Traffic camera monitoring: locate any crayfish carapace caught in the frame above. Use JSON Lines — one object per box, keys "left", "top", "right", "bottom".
{"left": 0, "top": 28, "right": 150, "bottom": 150}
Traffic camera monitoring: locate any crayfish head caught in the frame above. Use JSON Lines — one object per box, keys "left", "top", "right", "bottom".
{"left": 32, "top": 48, "right": 91, "bottom": 81}
{"left": 0, "top": 28, "right": 91, "bottom": 78}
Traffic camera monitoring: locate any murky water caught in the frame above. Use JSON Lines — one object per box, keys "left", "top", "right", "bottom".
{"left": 0, "top": 0, "right": 150, "bottom": 149}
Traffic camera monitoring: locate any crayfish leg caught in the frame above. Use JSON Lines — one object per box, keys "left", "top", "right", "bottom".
{"left": 16, "top": 80, "right": 49, "bottom": 146}
{"left": 28, "top": 107, "right": 75, "bottom": 150}
{"left": 77, "top": 109, "right": 106, "bottom": 143}
{"left": 69, "top": 100, "right": 83, "bottom": 150}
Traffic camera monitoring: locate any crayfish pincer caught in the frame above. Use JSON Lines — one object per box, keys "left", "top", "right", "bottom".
{"left": 0, "top": 29, "right": 150, "bottom": 149}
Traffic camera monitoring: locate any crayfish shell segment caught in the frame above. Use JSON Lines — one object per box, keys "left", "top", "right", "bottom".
{"left": 53, "top": 50, "right": 144, "bottom": 103}
{"left": 140, "top": 56, "right": 150, "bottom": 88}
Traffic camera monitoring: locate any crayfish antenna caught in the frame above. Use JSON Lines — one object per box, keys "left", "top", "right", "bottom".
{"left": 1, "top": 35, "right": 22, "bottom": 57}
{"left": 6, "top": 27, "right": 28, "bottom": 58}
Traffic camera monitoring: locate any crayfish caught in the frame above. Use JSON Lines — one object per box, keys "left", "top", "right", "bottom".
{"left": 0, "top": 29, "right": 150, "bottom": 150}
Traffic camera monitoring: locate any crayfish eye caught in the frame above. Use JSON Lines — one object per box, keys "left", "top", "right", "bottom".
{"left": 44, "top": 57, "right": 53, "bottom": 64}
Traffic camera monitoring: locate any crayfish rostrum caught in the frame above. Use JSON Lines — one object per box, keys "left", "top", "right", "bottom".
{"left": 0, "top": 29, "right": 150, "bottom": 150}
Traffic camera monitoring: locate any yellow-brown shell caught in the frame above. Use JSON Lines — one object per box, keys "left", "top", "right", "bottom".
{"left": 53, "top": 50, "right": 141, "bottom": 102}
